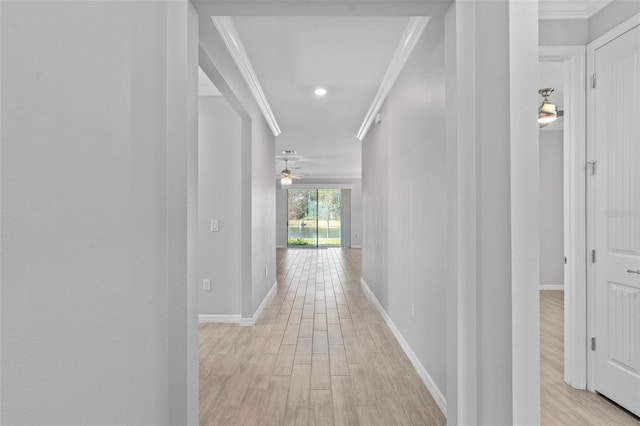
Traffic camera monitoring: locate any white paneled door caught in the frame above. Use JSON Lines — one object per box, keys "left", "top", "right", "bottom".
{"left": 592, "top": 23, "right": 640, "bottom": 417}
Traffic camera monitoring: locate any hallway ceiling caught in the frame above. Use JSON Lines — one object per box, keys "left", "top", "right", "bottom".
{"left": 195, "top": 0, "right": 611, "bottom": 182}
{"left": 230, "top": 16, "right": 410, "bottom": 180}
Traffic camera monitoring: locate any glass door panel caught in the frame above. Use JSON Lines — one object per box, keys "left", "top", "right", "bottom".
{"left": 287, "top": 189, "right": 318, "bottom": 247}
{"left": 318, "top": 189, "right": 341, "bottom": 247}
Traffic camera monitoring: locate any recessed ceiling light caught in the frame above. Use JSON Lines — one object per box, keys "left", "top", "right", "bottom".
{"left": 314, "top": 88, "right": 327, "bottom": 96}
{"left": 282, "top": 150, "right": 296, "bottom": 155}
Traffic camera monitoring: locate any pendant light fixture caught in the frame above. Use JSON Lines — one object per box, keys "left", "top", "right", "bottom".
{"left": 280, "top": 159, "right": 293, "bottom": 186}
{"left": 538, "top": 88, "right": 558, "bottom": 127}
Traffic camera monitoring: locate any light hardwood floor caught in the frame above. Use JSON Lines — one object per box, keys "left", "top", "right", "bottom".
{"left": 200, "top": 252, "right": 640, "bottom": 425}
{"left": 199, "top": 248, "right": 445, "bottom": 425}
{"left": 541, "top": 290, "right": 640, "bottom": 425}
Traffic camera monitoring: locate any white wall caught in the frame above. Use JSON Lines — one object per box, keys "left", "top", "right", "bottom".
{"left": 198, "top": 14, "right": 276, "bottom": 320}
{"left": 276, "top": 187, "right": 288, "bottom": 247}
{"left": 362, "top": 12, "right": 448, "bottom": 397}
{"left": 351, "top": 182, "right": 363, "bottom": 247}
{"left": 539, "top": 20, "right": 588, "bottom": 46}
{"left": 341, "top": 188, "right": 352, "bottom": 248}
{"left": 198, "top": 96, "right": 242, "bottom": 315}
{"left": 250, "top": 118, "right": 277, "bottom": 312}
{"left": 539, "top": 131, "right": 565, "bottom": 287}
{"left": 1, "top": 1, "right": 198, "bottom": 424}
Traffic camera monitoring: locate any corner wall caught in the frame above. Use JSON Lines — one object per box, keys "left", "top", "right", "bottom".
{"left": 361, "top": 13, "right": 448, "bottom": 399}
{"left": 362, "top": 1, "right": 541, "bottom": 422}
{"left": 198, "top": 96, "right": 242, "bottom": 316}
{"left": 539, "top": 130, "right": 564, "bottom": 287}
{"left": 276, "top": 187, "right": 288, "bottom": 247}
{"left": 198, "top": 14, "right": 276, "bottom": 321}
{"left": 251, "top": 117, "right": 277, "bottom": 313}
{"left": 446, "top": 1, "right": 540, "bottom": 423}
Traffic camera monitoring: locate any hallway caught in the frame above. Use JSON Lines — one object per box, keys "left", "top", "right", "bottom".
{"left": 199, "top": 248, "right": 445, "bottom": 425}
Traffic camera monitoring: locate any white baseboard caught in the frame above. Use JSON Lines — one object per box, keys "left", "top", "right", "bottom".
{"left": 198, "top": 314, "right": 241, "bottom": 324}
{"left": 199, "top": 281, "right": 278, "bottom": 326}
{"left": 241, "top": 280, "right": 278, "bottom": 326}
{"left": 540, "top": 284, "right": 564, "bottom": 291}
{"left": 350, "top": 245, "right": 362, "bottom": 249}
{"left": 239, "top": 317, "right": 254, "bottom": 326}
{"left": 360, "top": 277, "right": 447, "bottom": 417}
{"left": 276, "top": 245, "right": 286, "bottom": 248}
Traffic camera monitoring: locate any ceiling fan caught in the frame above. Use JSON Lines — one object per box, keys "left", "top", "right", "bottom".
{"left": 279, "top": 159, "right": 302, "bottom": 186}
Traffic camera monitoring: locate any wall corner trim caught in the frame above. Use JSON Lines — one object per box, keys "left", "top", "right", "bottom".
{"left": 198, "top": 314, "right": 242, "bottom": 324}
{"left": 240, "top": 280, "right": 278, "bottom": 326}
{"left": 360, "top": 277, "right": 447, "bottom": 416}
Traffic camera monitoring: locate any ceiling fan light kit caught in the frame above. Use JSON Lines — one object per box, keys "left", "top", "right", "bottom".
{"left": 538, "top": 88, "right": 559, "bottom": 127}
{"left": 280, "top": 159, "right": 294, "bottom": 186}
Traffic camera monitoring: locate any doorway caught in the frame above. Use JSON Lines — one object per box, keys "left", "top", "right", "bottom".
{"left": 539, "top": 45, "right": 587, "bottom": 391}
{"left": 287, "top": 189, "right": 342, "bottom": 247}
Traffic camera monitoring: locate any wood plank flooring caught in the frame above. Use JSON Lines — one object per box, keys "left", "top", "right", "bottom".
{"left": 199, "top": 248, "right": 445, "bottom": 425}
{"left": 200, "top": 252, "right": 640, "bottom": 425}
{"left": 541, "top": 290, "right": 640, "bottom": 425}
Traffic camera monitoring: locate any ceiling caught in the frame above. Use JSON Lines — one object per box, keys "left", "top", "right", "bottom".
{"left": 195, "top": 1, "right": 611, "bottom": 181}
{"left": 230, "top": 16, "right": 410, "bottom": 180}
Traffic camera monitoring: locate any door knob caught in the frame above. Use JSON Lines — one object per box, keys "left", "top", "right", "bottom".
{"left": 627, "top": 269, "right": 640, "bottom": 275}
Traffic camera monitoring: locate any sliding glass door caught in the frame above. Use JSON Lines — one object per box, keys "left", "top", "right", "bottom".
{"left": 287, "top": 189, "right": 341, "bottom": 247}
{"left": 287, "top": 189, "right": 318, "bottom": 246}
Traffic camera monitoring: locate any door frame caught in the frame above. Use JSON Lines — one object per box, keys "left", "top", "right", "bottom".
{"left": 586, "top": 12, "right": 640, "bottom": 392}
{"left": 539, "top": 45, "right": 587, "bottom": 390}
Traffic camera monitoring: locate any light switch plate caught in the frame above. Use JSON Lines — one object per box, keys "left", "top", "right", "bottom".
{"left": 211, "top": 219, "right": 219, "bottom": 232}
{"left": 203, "top": 279, "right": 211, "bottom": 291}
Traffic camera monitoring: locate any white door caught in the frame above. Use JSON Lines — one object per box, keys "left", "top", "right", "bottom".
{"left": 592, "top": 23, "right": 640, "bottom": 416}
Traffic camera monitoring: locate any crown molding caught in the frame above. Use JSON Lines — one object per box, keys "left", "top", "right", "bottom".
{"left": 356, "top": 17, "right": 430, "bottom": 141}
{"left": 211, "top": 16, "right": 282, "bottom": 137}
{"left": 538, "top": 0, "right": 613, "bottom": 20}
